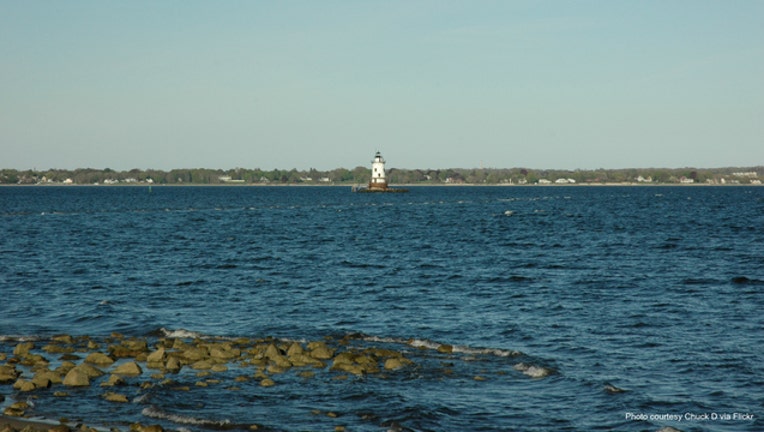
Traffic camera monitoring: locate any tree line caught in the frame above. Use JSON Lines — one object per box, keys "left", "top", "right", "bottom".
{"left": 1, "top": 166, "right": 761, "bottom": 185}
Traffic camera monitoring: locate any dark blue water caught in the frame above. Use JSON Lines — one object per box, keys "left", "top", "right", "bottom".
{"left": 1, "top": 186, "right": 762, "bottom": 431}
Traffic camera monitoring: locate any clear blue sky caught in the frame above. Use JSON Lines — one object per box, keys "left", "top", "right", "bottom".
{"left": 2, "top": 1, "right": 762, "bottom": 171}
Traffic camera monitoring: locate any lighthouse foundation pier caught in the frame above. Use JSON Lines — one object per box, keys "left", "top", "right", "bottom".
{"left": 352, "top": 185, "right": 409, "bottom": 193}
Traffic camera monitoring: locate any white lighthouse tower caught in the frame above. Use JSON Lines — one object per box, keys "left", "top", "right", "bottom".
{"left": 369, "top": 151, "right": 387, "bottom": 190}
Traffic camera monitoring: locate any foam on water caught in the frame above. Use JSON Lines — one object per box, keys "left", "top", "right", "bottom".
{"left": 141, "top": 406, "right": 232, "bottom": 428}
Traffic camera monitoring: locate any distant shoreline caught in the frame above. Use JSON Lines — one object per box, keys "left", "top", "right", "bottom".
{"left": 3, "top": 166, "right": 760, "bottom": 186}
{"left": 0, "top": 182, "right": 760, "bottom": 188}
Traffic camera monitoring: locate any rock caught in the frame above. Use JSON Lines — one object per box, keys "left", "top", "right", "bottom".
{"left": 13, "top": 341, "right": 34, "bottom": 357}
{"left": 13, "top": 378, "right": 37, "bottom": 392}
{"left": 109, "top": 339, "right": 149, "bottom": 358}
{"left": 165, "top": 356, "right": 182, "bottom": 373}
{"left": 288, "top": 353, "right": 325, "bottom": 368}
{"left": 180, "top": 347, "right": 208, "bottom": 362}
{"left": 383, "top": 357, "right": 413, "bottom": 371}
{"left": 330, "top": 362, "right": 365, "bottom": 376}
{"left": 113, "top": 361, "right": 142, "bottom": 376}
{"left": 52, "top": 334, "right": 75, "bottom": 344}
{"left": 286, "top": 342, "right": 304, "bottom": 357}
{"left": 308, "top": 342, "right": 335, "bottom": 360}
{"left": 0, "top": 364, "right": 19, "bottom": 383}
{"left": 55, "top": 361, "right": 77, "bottom": 375}
{"left": 103, "top": 392, "right": 129, "bottom": 403}
{"left": 130, "top": 424, "right": 164, "bottom": 432}
{"left": 259, "top": 378, "right": 275, "bottom": 387}
{"left": 63, "top": 368, "right": 90, "bottom": 386}
{"left": 43, "top": 344, "right": 75, "bottom": 354}
{"left": 4, "top": 401, "right": 29, "bottom": 417}
{"left": 85, "top": 352, "right": 115, "bottom": 366}
{"left": 37, "top": 370, "right": 63, "bottom": 385}
{"left": 190, "top": 361, "right": 212, "bottom": 370}
{"left": 437, "top": 344, "right": 453, "bottom": 354}
{"left": 146, "top": 347, "right": 166, "bottom": 364}
{"left": 264, "top": 344, "right": 292, "bottom": 369}
{"left": 19, "top": 352, "right": 49, "bottom": 367}
{"left": 31, "top": 373, "right": 53, "bottom": 388}
{"left": 211, "top": 364, "right": 228, "bottom": 373}
{"left": 263, "top": 344, "right": 282, "bottom": 360}
{"left": 59, "top": 354, "right": 80, "bottom": 362}
{"left": 100, "top": 374, "right": 125, "bottom": 387}
{"left": 124, "top": 338, "right": 148, "bottom": 352}
{"left": 75, "top": 363, "right": 105, "bottom": 378}
{"left": 209, "top": 344, "right": 240, "bottom": 361}
{"left": 604, "top": 383, "right": 625, "bottom": 394}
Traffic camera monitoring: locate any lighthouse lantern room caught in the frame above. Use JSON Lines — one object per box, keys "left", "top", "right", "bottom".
{"left": 369, "top": 151, "right": 388, "bottom": 190}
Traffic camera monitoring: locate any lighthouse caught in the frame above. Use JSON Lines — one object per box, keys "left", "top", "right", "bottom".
{"left": 369, "top": 151, "right": 387, "bottom": 190}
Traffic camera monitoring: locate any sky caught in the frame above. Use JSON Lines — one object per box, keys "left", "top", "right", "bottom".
{"left": 1, "top": 1, "right": 762, "bottom": 171}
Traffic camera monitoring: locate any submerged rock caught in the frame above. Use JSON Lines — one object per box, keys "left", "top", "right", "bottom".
{"left": 604, "top": 383, "right": 625, "bottom": 394}
{"left": 103, "top": 392, "right": 129, "bottom": 403}
{"left": 383, "top": 357, "right": 413, "bottom": 371}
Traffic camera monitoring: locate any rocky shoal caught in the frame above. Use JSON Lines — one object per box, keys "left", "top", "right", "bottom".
{"left": 0, "top": 333, "right": 436, "bottom": 431}
{"left": 1, "top": 333, "right": 558, "bottom": 431}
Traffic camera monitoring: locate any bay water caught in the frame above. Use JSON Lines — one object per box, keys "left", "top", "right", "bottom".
{"left": 1, "top": 185, "right": 762, "bottom": 431}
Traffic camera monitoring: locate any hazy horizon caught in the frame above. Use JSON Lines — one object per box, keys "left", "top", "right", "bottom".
{"left": 2, "top": 1, "right": 762, "bottom": 171}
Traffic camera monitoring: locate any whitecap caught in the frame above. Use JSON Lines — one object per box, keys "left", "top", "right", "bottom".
{"left": 0, "top": 335, "right": 41, "bottom": 342}
{"left": 513, "top": 362, "right": 554, "bottom": 378}
{"left": 361, "top": 335, "right": 407, "bottom": 344}
{"left": 158, "top": 328, "right": 207, "bottom": 339}
{"left": 362, "top": 334, "right": 524, "bottom": 358}
{"left": 407, "top": 338, "right": 440, "bottom": 350}
{"left": 141, "top": 406, "right": 231, "bottom": 427}
{"left": 452, "top": 346, "right": 521, "bottom": 358}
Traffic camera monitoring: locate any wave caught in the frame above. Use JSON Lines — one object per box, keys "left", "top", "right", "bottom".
{"left": 155, "top": 327, "right": 209, "bottom": 339}
{"left": 142, "top": 406, "right": 231, "bottom": 428}
{"left": 359, "top": 335, "right": 522, "bottom": 358}
{"left": 0, "top": 335, "right": 43, "bottom": 342}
